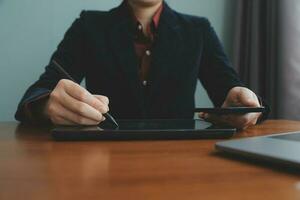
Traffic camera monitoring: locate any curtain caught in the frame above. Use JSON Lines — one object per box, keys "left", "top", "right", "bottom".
{"left": 232, "top": 0, "right": 280, "bottom": 118}
{"left": 279, "top": 0, "right": 300, "bottom": 120}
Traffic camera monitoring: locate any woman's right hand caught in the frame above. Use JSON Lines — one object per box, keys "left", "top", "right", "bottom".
{"left": 44, "top": 79, "right": 109, "bottom": 125}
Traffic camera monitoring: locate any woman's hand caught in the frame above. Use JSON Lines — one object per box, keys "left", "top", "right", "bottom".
{"left": 44, "top": 79, "right": 109, "bottom": 125}
{"left": 199, "top": 87, "right": 262, "bottom": 129}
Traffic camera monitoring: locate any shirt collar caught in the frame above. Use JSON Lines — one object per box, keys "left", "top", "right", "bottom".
{"left": 152, "top": 3, "right": 163, "bottom": 28}
{"left": 125, "top": 0, "right": 163, "bottom": 30}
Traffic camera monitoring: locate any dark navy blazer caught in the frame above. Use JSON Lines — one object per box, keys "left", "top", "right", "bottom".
{"left": 15, "top": 2, "right": 243, "bottom": 122}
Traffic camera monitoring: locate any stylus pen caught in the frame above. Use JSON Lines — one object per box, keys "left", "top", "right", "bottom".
{"left": 52, "top": 59, "right": 119, "bottom": 127}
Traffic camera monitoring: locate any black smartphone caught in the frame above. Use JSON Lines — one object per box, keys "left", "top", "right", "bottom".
{"left": 194, "top": 107, "right": 266, "bottom": 115}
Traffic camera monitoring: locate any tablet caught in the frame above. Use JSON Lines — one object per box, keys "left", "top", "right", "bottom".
{"left": 51, "top": 119, "right": 236, "bottom": 141}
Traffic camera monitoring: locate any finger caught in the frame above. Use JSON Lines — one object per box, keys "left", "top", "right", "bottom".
{"left": 93, "top": 95, "right": 110, "bottom": 113}
{"left": 54, "top": 103, "right": 103, "bottom": 125}
{"left": 243, "top": 113, "right": 261, "bottom": 127}
{"left": 203, "top": 113, "right": 230, "bottom": 126}
{"left": 63, "top": 81, "right": 109, "bottom": 113}
{"left": 223, "top": 113, "right": 259, "bottom": 129}
{"left": 58, "top": 90, "right": 103, "bottom": 122}
{"left": 224, "top": 87, "right": 260, "bottom": 108}
{"left": 204, "top": 112, "right": 256, "bottom": 129}
{"left": 51, "top": 116, "right": 76, "bottom": 126}
{"left": 236, "top": 90, "right": 260, "bottom": 107}
{"left": 225, "top": 114, "right": 252, "bottom": 129}
{"left": 94, "top": 95, "right": 109, "bottom": 106}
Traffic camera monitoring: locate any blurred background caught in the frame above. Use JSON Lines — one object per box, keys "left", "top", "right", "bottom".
{"left": 0, "top": 0, "right": 299, "bottom": 121}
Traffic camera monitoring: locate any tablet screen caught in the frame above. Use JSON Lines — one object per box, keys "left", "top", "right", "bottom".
{"left": 52, "top": 119, "right": 236, "bottom": 140}
{"left": 99, "top": 119, "right": 212, "bottom": 131}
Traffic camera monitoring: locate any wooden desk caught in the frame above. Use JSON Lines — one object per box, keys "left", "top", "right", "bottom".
{"left": 1, "top": 120, "right": 300, "bottom": 200}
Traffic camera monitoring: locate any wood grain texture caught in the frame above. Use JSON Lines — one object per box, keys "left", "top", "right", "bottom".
{"left": 1, "top": 120, "right": 300, "bottom": 200}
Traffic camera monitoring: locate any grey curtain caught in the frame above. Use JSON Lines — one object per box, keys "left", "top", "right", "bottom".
{"left": 232, "top": 0, "right": 280, "bottom": 118}
{"left": 279, "top": 0, "right": 300, "bottom": 120}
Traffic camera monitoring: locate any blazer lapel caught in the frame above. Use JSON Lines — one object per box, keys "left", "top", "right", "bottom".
{"left": 148, "top": 3, "right": 183, "bottom": 103}
{"left": 108, "top": 4, "right": 144, "bottom": 110}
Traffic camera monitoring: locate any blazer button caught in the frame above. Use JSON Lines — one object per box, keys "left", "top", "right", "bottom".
{"left": 142, "top": 81, "right": 147, "bottom": 86}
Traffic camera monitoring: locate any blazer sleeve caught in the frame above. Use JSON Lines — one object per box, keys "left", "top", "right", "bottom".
{"left": 15, "top": 11, "right": 88, "bottom": 123}
{"left": 198, "top": 18, "right": 244, "bottom": 107}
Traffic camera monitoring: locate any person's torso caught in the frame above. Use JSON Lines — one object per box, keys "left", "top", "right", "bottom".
{"left": 79, "top": 3, "right": 208, "bottom": 119}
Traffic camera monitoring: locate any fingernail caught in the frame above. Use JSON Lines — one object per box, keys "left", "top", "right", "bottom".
{"left": 98, "top": 113, "right": 103, "bottom": 121}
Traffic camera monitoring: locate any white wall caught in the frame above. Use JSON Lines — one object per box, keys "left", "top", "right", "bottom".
{"left": 0, "top": 0, "right": 236, "bottom": 121}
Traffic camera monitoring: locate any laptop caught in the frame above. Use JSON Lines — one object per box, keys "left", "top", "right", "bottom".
{"left": 216, "top": 131, "right": 300, "bottom": 168}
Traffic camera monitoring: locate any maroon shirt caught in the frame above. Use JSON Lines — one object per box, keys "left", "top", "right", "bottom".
{"left": 129, "top": 3, "right": 163, "bottom": 86}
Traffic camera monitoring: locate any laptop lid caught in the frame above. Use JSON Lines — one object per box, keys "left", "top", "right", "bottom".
{"left": 215, "top": 131, "right": 300, "bottom": 168}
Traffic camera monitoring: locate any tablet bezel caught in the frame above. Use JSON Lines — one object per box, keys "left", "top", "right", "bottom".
{"left": 51, "top": 119, "right": 236, "bottom": 141}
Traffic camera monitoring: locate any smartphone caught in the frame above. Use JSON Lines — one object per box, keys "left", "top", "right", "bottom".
{"left": 194, "top": 107, "right": 266, "bottom": 115}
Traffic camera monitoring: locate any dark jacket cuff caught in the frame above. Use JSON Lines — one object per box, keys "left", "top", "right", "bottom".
{"left": 15, "top": 89, "right": 52, "bottom": 124}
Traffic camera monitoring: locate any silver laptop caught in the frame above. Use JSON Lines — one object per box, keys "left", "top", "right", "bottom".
{"left": 215, "top": 131, "right": 300, "bottom": 167}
